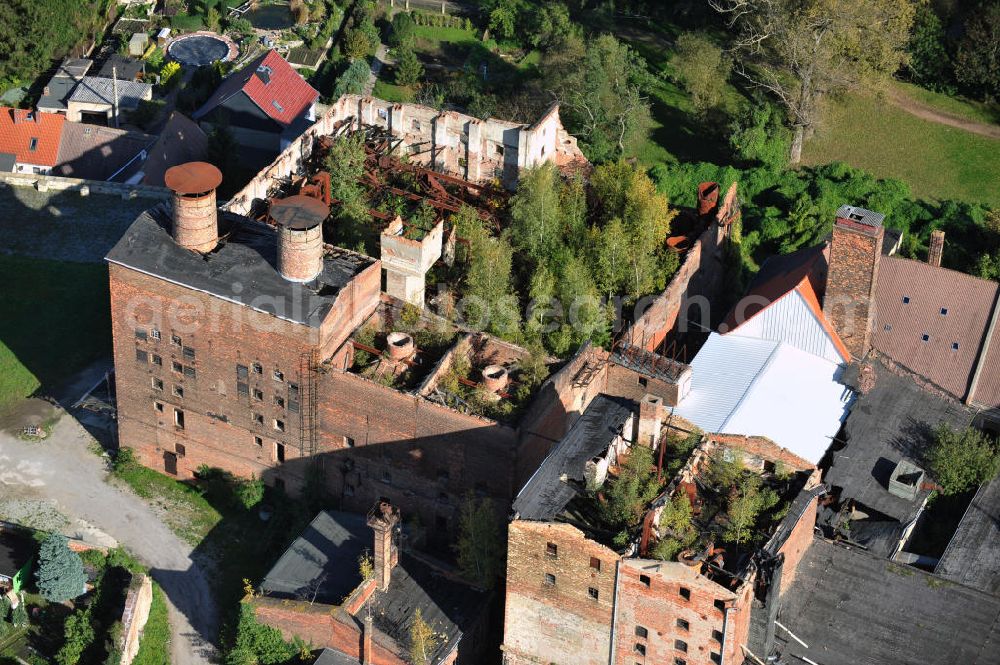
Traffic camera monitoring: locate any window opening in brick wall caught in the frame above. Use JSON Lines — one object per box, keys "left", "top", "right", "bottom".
{"left": 634, "top": 644, "right": 645, "bottom": 656}
{"left": 676, "top": 618, "right": 689, "bottom": 631}
{"left": 639, "top": 574, "right": 650, "bottom": 587}
{"left": 674, "top": 640, "right": 687, "bottom": 653}
{"left": 152, "top": 377, "right": 163, "bottom": 391}
{"left": 135, "top": 329, "right": 147, "bottom": 340}
{"left": 588, "top": 587, "right": 599, "bottom": 600}
{"left": 590, "top": 557, "right": 601, "bottom": 571}
{"left": 173, "top": 385, "right": 184, "bottom": 398}
{"left": 275, "top": 442, "right": 285, "bottom": 463}
{"left": 635, "top": 626, "right": 648, "bottom": 639}
{"left": 136, "top": 349, "right": 148, "bottom": 363}
{"left": 679, "top": 586, "right": 690, "bottom": 600}
{"left": 544, "top": 573, "right": 555, "bottom": 585}
{"left": 546, "top": 542, "right": 558, "bottom": 557}
{"left": 174, "top": 409, "right": 185, "bottom": 429}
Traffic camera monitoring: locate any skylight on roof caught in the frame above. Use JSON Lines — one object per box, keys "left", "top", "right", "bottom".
{"left": 902, "top": 296, "right": 911, "bottom": 304}
{"left": 921, "top": 334, "right": 930, "bottom": 342}
{"left": 28, "top": 137, "right": 38, "bottom": 151}
{"left": 272, "top": 100, "right": 284, "bottom": 113}
{"left": 940, "top": 307, "right": 948, "bottom": 315}
{"left": 952, "top": 342, "right": 960, "bottom": 350}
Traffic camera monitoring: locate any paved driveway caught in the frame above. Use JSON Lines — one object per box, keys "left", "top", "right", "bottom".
{"left": 0, "top": 416, "right": 218, "bottom": 665}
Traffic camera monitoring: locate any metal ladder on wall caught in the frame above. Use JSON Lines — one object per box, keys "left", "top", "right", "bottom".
{"left": 298, "top": 350, "right": 319, "bottom": 458}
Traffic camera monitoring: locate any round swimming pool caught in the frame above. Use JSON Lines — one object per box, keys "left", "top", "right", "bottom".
{"left": 168, "top": 32, "right": 239, "bottom": 67}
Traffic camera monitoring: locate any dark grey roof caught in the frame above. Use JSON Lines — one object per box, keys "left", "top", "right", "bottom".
{"left": 37, "top": 76, "right": 79, "bottom": 112}
{"left": 826, "top": 363, "right": 973, "bottom": 523}
{"left": 935, "top": 474, "right": 1000, "bottom": 595}
{"left": 262, "top": 510, "right": 488, "bottom": 665}
{"left": 513, "top": 394, "right": 632, "bottom": 520}
{"left": 836, "top": 204, "right": 884, "bottom": 227}
{"left": 0, "top": 152, "right": 15, "bottom": 173}
{"left": 68, "top": 76, "right": 151, "bottom": 108}
{"left": 0, "top": 531, "right": 34, "bottom": 576}
{"left": 775, "top": 538, "right": 1000, "bottom": 665}
{"left": 313, "top": 649, "right": 358, "bottom": 665}
{"left": 97, "top": 54, "right": 145, "bottom": 81}
{"left": 54, "top": 122, "right": 154, "bottom": 182}
{"left": 372, "top": 553, "right": 488, "bottom": 665}
{"left": 260, "top": 510, "right": 369, "bottom": 604}
{"left": 105, "top": 209, "right": 375, "bottom": 327}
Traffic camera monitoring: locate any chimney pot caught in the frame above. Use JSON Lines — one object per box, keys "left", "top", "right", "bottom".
{"left": 637, "top": 394, "right": 664, "bottom": 448}
{"left": 697, "top": 182, "right": 719, "bottom": 217}
{"left": 481, "top": 365, "right": 509, "bottom": 393}
{"left": 362, "top": 614, "right": 373, "bottom": 665}
{"left": 164, "top": 162, "right": 222, "bottom": 253}
{"left": 269, "top": 195, "right": 328, "bottom": 282}
{"left": 928, "top": 230, "right": 945, "bottom": 268}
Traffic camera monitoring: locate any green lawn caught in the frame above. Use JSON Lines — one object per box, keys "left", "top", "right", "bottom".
{"left": 373, "top": 78, "right": 415, "bottom": 103}
{"left": 132, "top": 583, "right": 170, "bottom": 665}
{"left": 894, "top": 81, "right": 1000, "bottom": 126}
{"left": 113, "top": 463, "right": 223, "bottom": 546}
{"left": 803, "top": 92, "right": 1000, "bottom": 206}
{"left": 0, "top": 255, "right": 111, "bottom": 410}
{"left": 411, "top": 25, "right": 479, "bottom": 57}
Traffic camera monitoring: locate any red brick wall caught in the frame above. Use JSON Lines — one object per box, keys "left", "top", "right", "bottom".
{"left": 709, "top": 434, "right": 816, "bottom": 473}
{"left": 823, "top": 221, "right": 883, "bottom": 360}
{"left": 775, "top": 493, "right": 819, "bottom": 595}
{"left": 503, "top": 521, "right": 618, "bottom": 665}
{"left": 613, "top": 559, "right": 742, "bottom": 665}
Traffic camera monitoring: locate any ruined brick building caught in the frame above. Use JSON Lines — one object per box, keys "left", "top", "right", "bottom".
{"left": 502, "top": 395, "right": 821, "bottom": 665}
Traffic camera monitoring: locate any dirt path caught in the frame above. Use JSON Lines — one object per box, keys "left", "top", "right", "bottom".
{"left": 887, "top": 87, "right": 1000, "bottom": 140}
{"left": 0, "top": 416, "right": 218, "bottom": 665}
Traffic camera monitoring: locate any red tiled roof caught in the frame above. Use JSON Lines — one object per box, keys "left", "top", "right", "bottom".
{"left": 872, "top": 256, "right": 998, "bottom": 399}
{"left": 0, "top": 108, "right": 65, "bottom": 167}
{"left": 194, "top": 50, "right": 318, "bottom": 127}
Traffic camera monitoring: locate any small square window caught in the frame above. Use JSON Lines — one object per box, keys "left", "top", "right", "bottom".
{"left": 274, "top": 419, "right": 285, "bottom": 432}
{"left": 712, "top": 629, "right": 724, "bottom": 643}
{"left": 289, "top": 383, "right": 299, "bottom": 398}
{"left": 674, "top": 639, "right": 687, "bottom": 653}
{"left": 638, "top": 377, "right": 648, "bottom": 388}
{"left": 273, "top": 369, "right": 284, "bottom": 382}
{"left": 183, "top": 366, "right": 196, "bottom": 379}
{"left": 253, "top": 413, "right": 264, "bottom": 425}
{"left": 676, "top": 618, "right": 689, "bottom": 631}
{"left": 150, "top": 329, "right": 161, "bottom": 340}
{"left": 152, "top": 377, "right": 163, "bottom": 391}
{"left": 590, "top": 557, "right": 601, "bottom": 571}
{"left": 154, "top": 401, "right": 164, "bottom": 412}
{"left": 710, "top": 653, "right": 722, "bottom": 664}
{"left": 495, "top": 143, "right": 504, "bottom": 156}
{"left": 174, "top": 409, "right": 185, "bottom": 429}
{"left": 135, "top": 329, "right": 148, "bottom": 341}
{"left": 714, "top": 599, "right": 726, "bottom": 612}
{"left": 182, "top": 346, "right": 195, "bottom": 361}
{"left": 884, "top": 323, "right": 892, "bottom": 331}
{"left": 952, "top": 342, "right": 960, "bottom": 350}
{"left": 940, "top": 307, "right": 948, "bottom": 315}
{"left": 639, "top": 574, "right": 651, "bottom": 587}
{"left": 151, "top": 354, "right": 162, "bottom": 366}
{"left": 172, "top": 361, "right": 183, "bottom": 373}
{"left": 679, "top": 587, "right": 690, "bottom": 601}
{"left": 588, "top": 587, "right": 599, "bottom": 600}
{"left": 252, "top": 362, "right": 263, "bottom": 374}
{"left": 253, "top": 388, "right": 263, "bottom": 401}
{"left": 274, "top": 396, "right": 285, "bottom": 409}
{"left": 921, "top": 333, "right": 930, "bottom": 342}
{"left": 237, "top": 364, "right": 249, "bottom": 380}
{"left": 237, "top": 382, "right": 249, "bottom": 396}
{"left": 634, "top": 644, "right": 646, "bottom": 656}
{"left": 546, "top": 542, "right": 558, "bottom": 557}
{"left": 544, "top": 573, "right": 555, "bottom": 585}
{"left": 28, "top": 137, "right": 38, "bottom": 151}
{"left": 172, "top": 385, "right": 184, "bottom": 398}
{"left": 674, "top": 660, "right": 686, "bottom": 665}
{"left": 902, "top": 296, "right": 911, "bottom": 304}
{"left": 175, "top": 443, "right": 186, "bottom": 457}
{"left": 635, "top": 626, "right": 648, "bottom": 639}
{"left": 254, "top": 436, "right": 263, "bottom": 447}
{"left": 136, "top": 349, "right": 148, "bottom": 363}
{"left": 171, "top": 334, "right": 182, "bottom": 346}
{"left": 345, "top": 436, "right": 356, "bottom": 448}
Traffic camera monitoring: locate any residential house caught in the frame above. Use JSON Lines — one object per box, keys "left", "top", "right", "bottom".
{"left": 193, "top": 50, "right": 319, "bottom": 154}
{"left": 37, "top": 58, "right": 93, "bottom": 115}
{"left": 54, "top": 122, "right": 155, "bottom": 181}
{"left": 66, "top": 76, "right": 153, "bottom": 124}
{"left": 136, "top": 112, "right": 208, "bottom": 186}
{"left": 0, "top": 107, "right": 65, "bottom": 174}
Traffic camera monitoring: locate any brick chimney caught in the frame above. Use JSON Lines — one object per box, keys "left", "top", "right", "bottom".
{"left": 367, "top": 499, "right": 400, "bottom": 592}
{"left": 362, "top": 614, "right": 373, "bottom": 664}
{"left": 927, "top": 230, "right": 945, "bottom": 268}
{"left": 164, "top": 162, "right": 222, "bottom": 253}
{"left": 637, "top": 394, "right": 664, "bottom": 448}
{"left": 823, "top": 205, "right": 885, "bottom": 361}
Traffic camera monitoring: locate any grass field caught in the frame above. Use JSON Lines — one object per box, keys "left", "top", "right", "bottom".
{"left": 113, "top": 462, "right": 223, "bottom": 545}
{"left": 132, "top": 583, "right": 170, "bottom": 665}
{"left": 802, "top": 91, "right": 1000, "bottom": 206}
{"left": 0, "top": 255, "right": 111, "bottom": 410}
{"left": 412, "top": 25, "right": 479, "bottom": 57}
{"left": 373, "top": 77, "right": 415, "bottom": 103}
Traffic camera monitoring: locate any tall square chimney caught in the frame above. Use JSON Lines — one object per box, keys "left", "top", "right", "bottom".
{"left": 823, "top": 205, "right": 885, "bottom": 361}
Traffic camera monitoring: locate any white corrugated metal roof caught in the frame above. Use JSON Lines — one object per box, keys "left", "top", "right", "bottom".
{"left": 675, "top": 333, "right": 852, "bottom": 464}
{"left": 730, "top": 289, "right": 845, "bottom": 363}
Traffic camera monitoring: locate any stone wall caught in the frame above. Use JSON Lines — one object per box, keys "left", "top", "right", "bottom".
{"left": 0, "top": 172, "right": 170, "bottom": 201}
{"left": 119, "top": 573, "right": 153, "bottom": 665}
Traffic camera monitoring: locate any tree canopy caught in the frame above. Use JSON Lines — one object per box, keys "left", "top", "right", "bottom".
{"left": 926, "top": 424, "right": 1000, "bottom": 495}
{"left": 36, "top": 534, "right": 86, "bottom": 602}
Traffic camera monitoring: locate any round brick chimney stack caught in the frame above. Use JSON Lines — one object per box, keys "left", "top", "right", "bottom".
{"left": 164, "top": 162, "right": 223, "bottom": 253}
{"left": 269, "top": 195, "right": 329, "bottom": 283}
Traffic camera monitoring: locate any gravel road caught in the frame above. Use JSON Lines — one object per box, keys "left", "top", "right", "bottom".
{"left": 0, "top": 416, "right": 218, "bottom": 665}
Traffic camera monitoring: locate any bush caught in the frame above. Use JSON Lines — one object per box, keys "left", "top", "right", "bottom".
{"left": 671, "top": 32, "right": 731, "bottom": 115}
{"left": 389, "top": 11, "right": 415, "bottom": 48}
{"left": 395, "top": 47, "right": 424, "bottom": 86}
{"left": 333, "top": 58, "right": 370, "bottom": 98}
{"left": 113, "top": 447, "right": 137, "bottom": 473}
{"left": 927, "top": 424, "right": 1000, "bottom": 495}
{"left": 234, "top": 475, "right": 264, "bottom": 510}
{"left": 225, "top": 604, "right": 301, "bottom": 665}
{"left": 36, "top": 534, "right": 87, "bottom": 602}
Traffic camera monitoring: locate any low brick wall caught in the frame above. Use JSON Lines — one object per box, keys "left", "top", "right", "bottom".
{"left": 0, "top": 172, "right": 170, "bottom": 201}
{"left": 120, "top": 573, "right": 153, "bottom": 665}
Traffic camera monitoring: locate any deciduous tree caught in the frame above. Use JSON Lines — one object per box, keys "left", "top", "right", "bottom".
{"left": 453, "top": 495, "right": 504, "bottom": 589}
{"left": 409, "top": 608, "right": 438, "bottom": 665}
{"left": 927, "top": 424, "right": 1000, "bottom": 495}
{"left": 711, "top": 0, "right": 915, "bottom": 163}
{"left": 671, "top": 32, "right": 732, "bottom": 114}
{"left": 954, "top": 1, "right": 1000, "bottom": 102}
